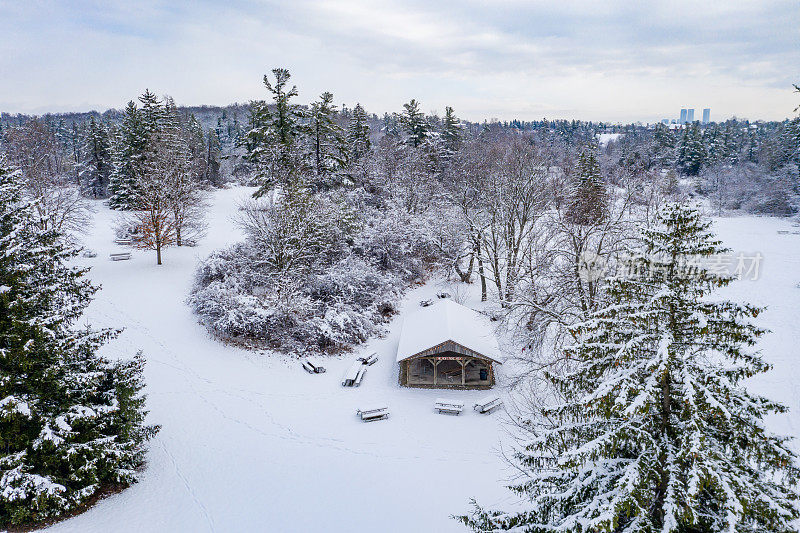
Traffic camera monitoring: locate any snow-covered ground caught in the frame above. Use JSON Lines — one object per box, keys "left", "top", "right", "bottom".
{"left": 44, "top": 188, "right": 800, "bottom": 532}
{"left": 47, "top": 187, "right": 513, "bottom": 533}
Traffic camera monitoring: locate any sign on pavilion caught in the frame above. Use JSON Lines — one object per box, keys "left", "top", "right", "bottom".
{"left": 396, "top": 299, "right": 501, "bottom": 389}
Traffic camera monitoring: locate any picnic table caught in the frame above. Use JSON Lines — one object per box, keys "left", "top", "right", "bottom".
{"left": 302, "top": 360, "right": 326, "bottom": 374}
{"left": 342, "top": 360, "right": 364, "bottom": 387}
{"left": 358, "top": 353, "right": 378, "bottom": 366}
{"left": 357, "top": 405, "right": 389, "bottom": 422}
{"left": 473, "top": 396, "right": 503, "bottom": 414}
{"left": 434, "top": 398, "right": 465, "bottom": 415}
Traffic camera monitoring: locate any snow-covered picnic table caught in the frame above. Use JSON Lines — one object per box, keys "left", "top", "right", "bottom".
{"left": 434, "top": 398, "right": 465, "bottom": 415}
{"left": 342, "top": 360, "right": 364, "bottom": 386}
{"left": 357, "top": 405, "right": 389, "bottom": 422}
{"left": 473, "top": 396, "right": 503, "bottom": 414}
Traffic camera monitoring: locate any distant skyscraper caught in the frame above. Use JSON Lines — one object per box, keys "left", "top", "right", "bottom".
{"left": 702, "top": 108, "right": 711, "bottom": 124}
{"left": 680, "top": 108, "right": 687, "bottom": 124}
{"left": 687, "top": 108, "right": 695, "bottom": 122}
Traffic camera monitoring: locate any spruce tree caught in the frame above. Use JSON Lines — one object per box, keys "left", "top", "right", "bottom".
{"left": 460, "top": 203, "right": 799, "bottom": 532}
{"left": 677, "top": 122, "right": 707, "bottom": 176}
{"left": 205, "top": 129, "right": 222, "bottom": 187}
{"left": 79, "top": 117, "right": 112, "bottom": 199}
{"left": 400, "top": 99, "right": 429, "bottom": 148}
{"left": 108, "top": 101, "right": 146, "bottom": 210}
{"left": 347, "top": 103, "right": 371, "bottom": 162}
{"left": 565, "top": 150, "right": 608, "bottom": 225}
{"left": 0, "top": 157, "right": 158, "bottom": 526}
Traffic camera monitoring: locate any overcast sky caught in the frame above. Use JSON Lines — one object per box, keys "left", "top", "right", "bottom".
{"left": 1, "top": 0, "right": 798, "bottom": 123}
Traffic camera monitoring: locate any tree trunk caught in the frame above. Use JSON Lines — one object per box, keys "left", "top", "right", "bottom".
{"left": 156, "top": 241, "right": 162, "bottom": 265}
{"left": 476, "top": 239, "right": 487, "bottom": 302}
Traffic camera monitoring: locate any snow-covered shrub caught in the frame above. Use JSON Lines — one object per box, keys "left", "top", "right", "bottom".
{"left": 190, "top": 188, "right": 442, "bottom": 353}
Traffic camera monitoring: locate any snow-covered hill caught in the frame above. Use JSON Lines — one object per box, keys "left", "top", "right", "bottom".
{"left": 44, "top": 188, "right": 800, "bottom": 532}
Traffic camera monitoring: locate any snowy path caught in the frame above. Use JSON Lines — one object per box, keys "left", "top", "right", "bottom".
{"left": 46, "top": 187, "right": 513, "bottom": 533}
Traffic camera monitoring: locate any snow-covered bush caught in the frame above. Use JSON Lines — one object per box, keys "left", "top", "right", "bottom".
{"left": 190, "top": 187, "right": 439, "bottom": 353}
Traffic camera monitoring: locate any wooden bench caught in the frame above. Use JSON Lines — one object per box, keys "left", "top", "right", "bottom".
{"left": 357, "top": 406, "right": 389, "bottom": 422}
{"left": 109, "top": 252, "right": 131, "bottom": 261}
{"left": 342, "top": 360, "right": 364, "bottom": 386}
{"left": 434, "top": 398, "right": 465, "bottom": 415}
{"left": 474, "top": 396, "right": 503, "bottom": 414}
{"left": 82, "top": 249, "right": 97, "bottom": 258}
{"left": 302, "top": 360, "right": 326, "bottom": 374}
{"left": 114, "top": 238, "right": 132, "bottom": 245}
{"left": 358, "top": 353, "right": 378, "bottom": 366}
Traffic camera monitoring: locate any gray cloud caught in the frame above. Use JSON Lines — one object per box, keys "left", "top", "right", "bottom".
{"left": 0, "top": 0, "right": 797, "bottom": 122}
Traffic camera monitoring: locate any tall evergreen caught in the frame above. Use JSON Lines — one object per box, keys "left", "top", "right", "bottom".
{"left": 461, "top": 203, "right": 799, "bottom": 532}
{"left": 205, "top": 128, "right": 222, "bottom": 187}
{"left": 308, "top": 91, "right": 347, "bottom": 177}
{"left": 565, "top": 150, "right": 608, "bottom": 225}
{"left": 108, "top": 101, "right": 146, "bottom": 210}
{"left": 243, "top": 68, "right": 307, "bottom": 196}
{"left": 347, "top": 103, "right": 371, "bottom": 162}
{"left": 138, "top": 89, "right": 164, "bottom": 141}
{"left": 441, "top": 106, "right": 462, "bottom": 155}
{"left": 0, "top": 157, "right": 158, "bottom": 525}
{"left": 400, "top": 99, "right": 429, "bottom": 148}
{"left": 677, "top": 122, "right": 707, "bottom": 176}
{"left": 79, "top": 117, "right": 112, "bottom": 198}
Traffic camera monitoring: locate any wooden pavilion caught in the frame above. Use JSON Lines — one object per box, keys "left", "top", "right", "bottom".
{"left": 396, "top": 299, "right": 501, "bottom": 389}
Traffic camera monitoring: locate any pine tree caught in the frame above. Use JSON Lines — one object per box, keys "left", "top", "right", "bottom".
{"left": 565, "top": 150, "right": 608, "bottom": 225}
{"left": 308, "top": 91, "right": 347, "bottom": 177}
{"left": 0, "top": 157, "right": 158, "bottom": 525}
{"left": 441, "top": 106, "right": 462, "bottom": 155}
{"left": 79, "top": 117, "right": 112, "bottom": 198}
{"left": 400, "top": 99, "right": 429, "bottom": 148}
{"left": 461, "top": 203, "right": 799, "bottom": 532}
{"left": 243, "top": 68, "right": 307, "bottom": 196}
{"left": 347, "top": 103, "right": 371, "bottom": 162}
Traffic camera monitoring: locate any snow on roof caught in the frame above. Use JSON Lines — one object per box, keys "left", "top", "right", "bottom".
{"left": 396, "top": 299, "right": 501, "bottom": 363}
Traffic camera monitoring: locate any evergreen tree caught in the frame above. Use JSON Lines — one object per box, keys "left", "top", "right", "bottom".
{"left": 677, "top": 122, "right": 707, "bottom": 176}
{"left": 441, "top": 106, "right": 462, "bottom": 155}
{"left": 461, "top": 203, "right": 799, "bottom": 532}
{"left": 108, "top": 101, "right": 146, "bottom": 210}
{"left": 243, "top": 68, "right": 307, "bottom": 196}
{"left": 0, "top": 157, "right": 158, "bottom": 525}
{"left": 308, "top": 91, "right": 347, "bottom": 177}
{"left": 205, "top": 128, "right": 222, "bottom": 187}
{"left": 79, "top": 117, "right": 112, "bottom": 198}
{"left": 138, "top": 89, "right": 163, "bottom": 141}
{"left": 400, "top": 99, "right": 429, "bottom": 148}
{"left": 347, "top": 103, "right": 371, "bottom": 162}
{"left": 565, "top": 150, "right": 608, "bottom": 225}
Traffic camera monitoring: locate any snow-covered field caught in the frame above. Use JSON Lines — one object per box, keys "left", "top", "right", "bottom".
{"left": 47, "top": 187, "right": 512, "bottom": 533}
{"left": 44, "top": 187, "right": 800, "bottom": 532}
